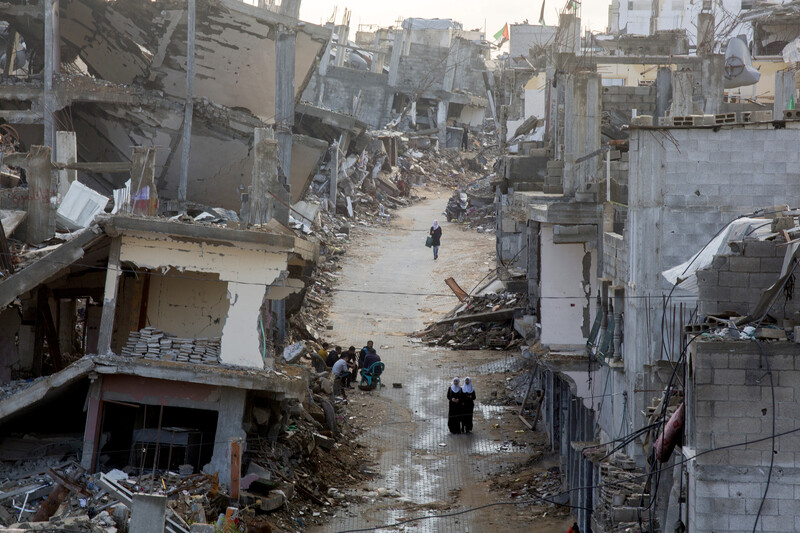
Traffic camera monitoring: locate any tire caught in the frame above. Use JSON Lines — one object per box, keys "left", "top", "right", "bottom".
{"left": 458, "top": 212, "right": 465, "bottom": 223}
{"left": 319, "top": 397, "right": 338, "bottom": 437}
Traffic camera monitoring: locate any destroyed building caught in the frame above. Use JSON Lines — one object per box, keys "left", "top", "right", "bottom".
{"left": 302, "top": 15, "right": 492, "bottom": 149}
{"left": 0, "top": 0, "right": 339, "bottom": 513}
{"left": 494, "top": 3, "right": 800, "bottom": 532}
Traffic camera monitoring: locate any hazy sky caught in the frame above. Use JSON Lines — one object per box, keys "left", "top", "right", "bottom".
{"left": 299, "top": 0, "right": 612, "bottom": 38}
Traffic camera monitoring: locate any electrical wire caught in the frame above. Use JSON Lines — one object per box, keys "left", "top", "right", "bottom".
{"left": 334, "top": 424, "right": 800, "bottom": 533}
{"left": 749, "top": 337, "right": 775, "bottom": 533}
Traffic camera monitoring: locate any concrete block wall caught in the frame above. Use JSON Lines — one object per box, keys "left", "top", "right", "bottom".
{"left": 616, "top": 123, "right": 800, "bottom": 463}
{"left": 394, "top": 44, "right": 448, "bottom": 93}
{"left": 302, "top": 67, "right": 393, "bottom": 128}
{"left": 697, "top": 238, "right": 799, "bottom": 319}
{"left": 688, "top": 341, "right": 800, "bottom": 533}
{"left": 602, "top": 231, "right": 628, "bottom": 286}
{"left": 609, "top": 152, "right": 629, "bottom": 207}
{"left": 602, "top": 86, "right": 657, "bottom": 119}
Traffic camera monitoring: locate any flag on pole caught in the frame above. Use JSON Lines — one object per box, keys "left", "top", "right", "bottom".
{"left": 539, "top": 0, "right": 546, "bottom": 26}
{"left": 493, "top": 23, "right": 509, "bottom": 43}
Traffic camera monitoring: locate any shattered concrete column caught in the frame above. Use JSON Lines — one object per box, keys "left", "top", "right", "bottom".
{"left": 696, "top": 13, "right": 715, "bottom": 56}
{"left": 329, "top": 141, "right": 339, "bottom": 211}
{"left": 436, "top": 101, "right": 448, "bottom": 148}
{"left": 275, "top": 23, "right": 295, "bottom": 225}
{"left": 80, "top": 375, "right": 102, "bottom": 470}
{"left": 563, "top": 72, "right": 601, "bottom": 198}
{"left": 249, "top": 128, "right": 279, "bottom": 225}
{"left": 655, "top": 67, "right": 672, "bottom": 120}
{"left": 178, "top": 0, "right": 196, "bottom": 211}
{"left": 700, "top": 54, "right": 724, "bottom": 115}
{"left": 203, "top": 388, "right": 247, "bottom": 489}
{"left": 670, "top": 68, "right": 693, "bottom": 117}
{"left": 43, "top": 0, "right": 59, "bottom": 154}
{"left": 387, "top": 29, "right": 404, "bottom": 87}
{"left": 97, "top": 238, "right": 122, "bottom": 355}
{"left": 278, "top": 0, "right": 300, "bottom": 18}
{"left": 26, "top": 146, "right": 55, "bottom": 244}
{"left": 55, "top": 132, "right": 77, "bottom": 201}
{"left": 774, "top": 70, "right": 797, "bottom": 116}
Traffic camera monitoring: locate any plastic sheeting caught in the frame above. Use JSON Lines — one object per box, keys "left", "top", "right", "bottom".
{"left": 662, "top": 217, "right": 773, "bottom": 294}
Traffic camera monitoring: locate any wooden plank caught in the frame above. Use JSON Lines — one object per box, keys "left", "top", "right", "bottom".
{"left": 444, "top": 277, "right": 469, "bottom": 302}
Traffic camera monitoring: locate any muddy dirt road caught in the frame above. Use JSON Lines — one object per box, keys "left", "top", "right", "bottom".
{"left": 311, "top": 188, "right": 573, "bottom": 533}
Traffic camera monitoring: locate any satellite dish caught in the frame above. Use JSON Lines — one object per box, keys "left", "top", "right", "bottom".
{"left": 724, "top": 37, "right": 760, "bottom": 89}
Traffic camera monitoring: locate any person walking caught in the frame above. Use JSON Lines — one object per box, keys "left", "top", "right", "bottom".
{"left": 447, "top": 378, "right": 463, "bottom": 434}
{"left": 430, "top": 220, "right": 442, "bottom": 260}
{"left": 461, "top": 124, "right": 469, "bottom": 151}
{"left": 460, "top": 376, "right": 476, "bottom": 433}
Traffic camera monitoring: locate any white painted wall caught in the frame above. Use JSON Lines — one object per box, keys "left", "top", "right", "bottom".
{"left": 119, "top": 233, "right": 288, "bottom": 369}
{"left": 539, "top": 225, "right": 597, "bottom": 350}
{"left": 506, "top": 73, "right": 547, "bottom": 142}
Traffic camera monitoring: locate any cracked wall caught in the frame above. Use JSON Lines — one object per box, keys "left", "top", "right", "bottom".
{"left": 539, "top": 224, "right": 598, "bottom": 350}
{"left": 117, "top": 234, "right": 288, "bottom": 369}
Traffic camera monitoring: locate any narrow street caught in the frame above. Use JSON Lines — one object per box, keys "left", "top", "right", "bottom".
{"left": 313, "top": 188, "right": 573, "bottom": 533}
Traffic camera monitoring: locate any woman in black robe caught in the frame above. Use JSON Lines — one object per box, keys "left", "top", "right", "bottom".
{"left": 460, "top": 377, "right": 476, "bottom": 433}
{"left": 447, "top": 377, "right": 462, "bottom": 434}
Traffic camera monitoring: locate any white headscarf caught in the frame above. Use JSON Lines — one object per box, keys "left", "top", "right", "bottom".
{"left": 433, "top": 220, "right": 439, "bottom": 230}
{"left": 450, "top": 377, "right": 460, "bottom": 393}
{"left": 461, "top": 377, "right": 474, "bottom": 394}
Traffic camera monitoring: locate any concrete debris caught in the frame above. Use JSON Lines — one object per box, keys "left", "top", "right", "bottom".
{"left": 55, "top": 182, "right": 109, "bottom": 231}
{"left": 415, "top": 289, "right": 528, "bottom": 350}
{"left": 121, "top": 328, "right": 221, "bottom": 365}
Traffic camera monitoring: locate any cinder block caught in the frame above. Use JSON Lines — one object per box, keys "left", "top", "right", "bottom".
{"left": 760, "top": 258, "right": 785, "bottom": 272}
{"left": 713, "top": 497, "right": 746, "bottom": 515}
{"left": 715, "top": 368, "right": 746, "bottom": 384}
{"left": 759, "top": 514, "right": 796, "bottom": 532}
{"left": 696, "top": 384, "right": 729, "bottom": 401}
{"left": 743, "top": 240, "right": 780, "bottom": 258}
{"left": 729, "top": 482, "right": 767, "bottom": 499}
{"left": 728, "top": 385, "right": 762, "bottom": 401}
{"left": 729, "top": 449, "right": 765, "bottom": 467}
{"left": 728, "top": 353, "right": 762, "bottom": 370}
{"left": 750, "top": 272, "right": 780, "bottom": 288}
{"left": 729, "top": 255, "right": 761, "bottom": 272}
{"left": 718, "top": 270, "right": 746, "bottom": 287}
{"left": 711, "top": 255, "right": 730, "bottom": 269}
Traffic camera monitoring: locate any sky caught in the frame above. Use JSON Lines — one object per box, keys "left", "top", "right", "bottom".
{"left": 299, "top": 0, "right": 613, "bottom": 38}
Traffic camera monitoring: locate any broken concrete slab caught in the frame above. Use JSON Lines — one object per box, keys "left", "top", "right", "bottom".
{"left": 0, "top": 209, "right": 26, "bottom": 237}
{"left": 55, "top": 182, "right": 109, "bottom": 231}
{"left": 0, "top": 226, "right": 105, "bottom": 309}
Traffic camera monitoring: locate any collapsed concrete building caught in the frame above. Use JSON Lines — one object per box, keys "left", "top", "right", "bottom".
{"left": 0, "top": 0, "right": 337, "bottom": 496}
{"left": 494, "top": 5, "right": 800, "bottom": 532}
{"left": 302, "top": 15, "right": 492, "bottom": 148}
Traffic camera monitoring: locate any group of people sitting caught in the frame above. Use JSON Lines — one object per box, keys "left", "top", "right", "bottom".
{"left": 447, "top": 377, "right": 476, "bottom": 434}
{"left": 319, "top": 341, "right": 382, "bottom": 398}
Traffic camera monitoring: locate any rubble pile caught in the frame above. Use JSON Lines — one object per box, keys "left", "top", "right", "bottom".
{"left": 0, "top": 394, "right": 373, "bottom": 532}
{"left": 397, "top": 147, "right": 489, "bottom": 189}
{"left": 121, "top": 328, "right": 221, "bottom": 364}
{"left": 415, "top": 290, "right": 527, "bottom": 350}
{"left": 589, "top": 453, "right": 655, "bottom": 533}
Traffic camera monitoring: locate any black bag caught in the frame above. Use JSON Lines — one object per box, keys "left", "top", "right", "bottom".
{"left": 425, "top": 236, "right": 433, "bottom": 248}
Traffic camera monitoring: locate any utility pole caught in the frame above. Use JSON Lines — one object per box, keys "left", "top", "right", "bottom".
{"left": 178, "top": 0, "right": 196, "bottom": 211}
